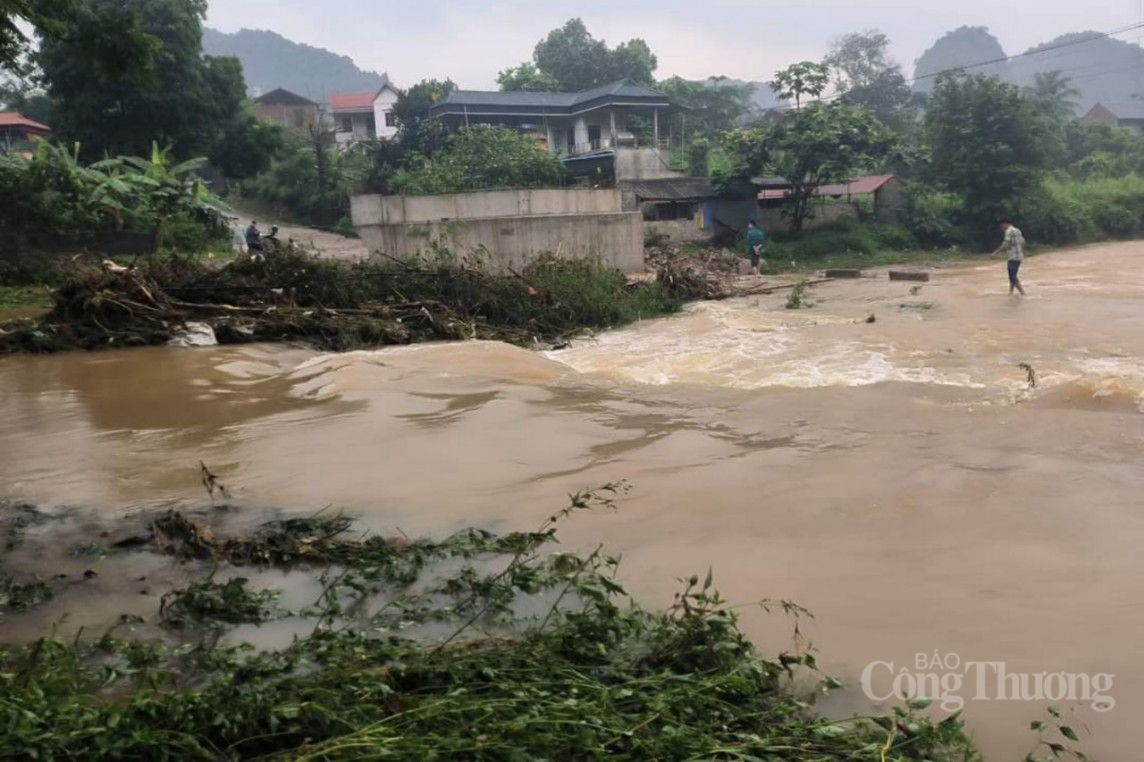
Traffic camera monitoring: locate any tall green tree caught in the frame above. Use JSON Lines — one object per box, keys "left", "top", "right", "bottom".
{"left": 770, "top": 62, "right": 829, "bottom": 110}
{"left": 721, "top": 102, "right": 893, "bottom": 232}
{"left": 1025, "top": 70, "right": 1081, "bottom": 124}
{"left": 0, "top": 72, "right": 51, "bottom": 124}
{"left": 825, "top": 30, "right": 893, "bottom": 92}
{"left": 925, "top": 72, "right": 1055, "bottom": 234}
{"left": 2, "top": 0, "right": 152, "bottom": 76}
{"left": 496, "top": 63, "right": 559, "bottom": 92}
{"left": 842, "top": 69, "right": 916, "bottom": 131}
{"left": 392, "top": 78, "right": 457, "bottom": 156}
{"left": 608, "top": 39, "right": 657, "bottom": 85}
{"left": 37, "top": 0, "right": 277, "bottom": 179}
{"left": 501, "top": 19, "right": 658, "bottom": 93}
{"left": 656, "top": 77, "right": 755, "bottom": 143}
{"left": 824, "top": 30, "right": 917, "bottom": 131}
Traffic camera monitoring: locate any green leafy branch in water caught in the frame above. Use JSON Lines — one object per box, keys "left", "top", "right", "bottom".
{"left": 1025, "top": 705, "right": 1092, "bottom": 761}
{"left": 1019, "top": 362, "right": 1038, "bottom": 389}
{"left": 0, "top": 482, "right": 1082, "bottom": 760}
{"left": 159, "top": 577, "right": 282, "bottom": 629}
{"left": 786, "top": 279, "right": 811, "bottom": 310}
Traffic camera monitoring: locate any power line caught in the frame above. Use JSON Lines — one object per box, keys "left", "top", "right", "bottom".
{"left": 765, "top": 19, "right": 1144, "bottom": 112}
{"left": 910, "top": 21, "right": 1144, "bottom": 84}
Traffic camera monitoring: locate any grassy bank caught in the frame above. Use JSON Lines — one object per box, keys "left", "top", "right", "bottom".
{"left": 766, "top": 246, "right": 970, "bottom": 275}
{"left": 0, "top": 286, "right": 52, "bottom": 322}
{"left": 754, "top": 220, "right": 967, "bottom": 275}
{"left": 0, "top": 243, "right": 681, "bottom": 355}
{"left": 706, "top": 218, "right": 1065, "bottom": 276}
{"left": 0, "top": 487, "right": 1039, "bottom": 761}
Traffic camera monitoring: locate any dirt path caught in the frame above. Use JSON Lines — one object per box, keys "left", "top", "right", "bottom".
{"left": 232, "top": 214, "right": 369, "bottom": 261}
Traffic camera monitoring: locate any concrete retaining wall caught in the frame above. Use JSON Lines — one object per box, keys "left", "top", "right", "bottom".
{"left": 645, "top": 218, "right": 709, "bottom": 243}
{"left": 353, "top": 196, "right": 645, "bottom": 275}
{"left": 352, "top": 189, "right": 623, "bottom": 226}
{"left": 614, "top": 148, "right": 682, "bottom": 181}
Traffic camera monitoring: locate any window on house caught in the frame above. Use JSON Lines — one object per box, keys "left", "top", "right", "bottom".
{"left": 366, "top": 116, "right": 377, "bottom": 136}
{"left": 385, "top": 111, "right": 396, "bottom": 127}
{"left": 291, "top": 109, "right": 305, "bottom": 128}
{"left": 340, "top": 117, "right": 352, "bottom": 133}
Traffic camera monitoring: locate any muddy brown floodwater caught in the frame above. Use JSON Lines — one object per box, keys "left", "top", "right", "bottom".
{"left": 4, "top": 242, "right": 1144, "bottom": 759}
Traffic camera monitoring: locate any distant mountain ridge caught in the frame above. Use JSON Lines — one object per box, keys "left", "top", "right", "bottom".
{"left": 202, "top": 28, "right": 386, "bottom": 103}
{"left": 203, "top": 25, "right": 1144, "bottom": 116}
{"left": 912, "top": 26, "right": 1144, "bottom": 111}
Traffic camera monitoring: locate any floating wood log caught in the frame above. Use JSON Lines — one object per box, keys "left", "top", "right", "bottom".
{"left": 730, "top": 278, "right": 833, "bottom": 297}
{"left": 823, "top": 269, "right": 862, "bottom": 279}
{"left": 888, "top": 271, "right": 930, "bottom": 282}
{"left": 760, "top": 278, "right": 832, "bottom": 295}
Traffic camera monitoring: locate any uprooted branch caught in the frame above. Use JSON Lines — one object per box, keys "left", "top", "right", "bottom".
{"left": 0, "top": 242, "right": 682, "bottom": 354}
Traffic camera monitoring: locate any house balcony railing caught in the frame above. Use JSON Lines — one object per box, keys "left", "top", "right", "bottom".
{"left": 562, "top": 135, "right": 674, "bottom": 157}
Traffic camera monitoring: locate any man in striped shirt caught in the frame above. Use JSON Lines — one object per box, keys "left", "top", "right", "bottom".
{"left": 993, "top": 219, "right": 1026, "bottom": 296}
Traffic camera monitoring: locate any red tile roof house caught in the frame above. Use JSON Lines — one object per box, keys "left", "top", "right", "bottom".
{"left": 1080, "top": 102, "right": 1144, "bottom": 135}
{"left": 329, "top": 75, "right": 399, "bottom": 149}
{"left": 0, "top": 113, "right": 51, "bottom": 157}
{"left": 758, "top": 174, "right": 905, "bottom": 225}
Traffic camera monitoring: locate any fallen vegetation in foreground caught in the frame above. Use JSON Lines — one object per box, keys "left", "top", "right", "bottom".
{"left": 0, "top": 487, "right": 1094, "bottom": 761}
{"left": 0, "top": 243, "right": 681, "bottom": 355}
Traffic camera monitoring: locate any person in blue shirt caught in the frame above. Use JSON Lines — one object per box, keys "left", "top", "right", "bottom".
{"left": 746, "top": 220, "right": 767, "bottom": 277}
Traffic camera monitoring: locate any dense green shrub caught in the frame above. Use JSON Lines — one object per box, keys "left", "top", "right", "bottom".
{"left": 1015, "top": 187, "right": 1095, "bottom": 246}
{"left": 1020, "top": 174, "right": 1144, "bottom": 245}
{"left": 869, "top": 223, "right": 919, "bottom": 251}
{"left": 899, "top": 183, "right": 966, "bottom": 248}
{"left": 393, "top": 125, "right": 567, "bottom": 195}
{"left": 765, "top": 218, "right": 915, "bottom": 260}
{"left": 0, "top": 141, "right": 226, "bottom": 258}
{"left": 241, "top": 139, "right": 352, "bottom": 227}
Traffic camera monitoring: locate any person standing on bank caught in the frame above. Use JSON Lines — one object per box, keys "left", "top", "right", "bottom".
{"left": 992, "top": 218, "right": 1026, "bottom": 296}
{"left": 246, "top": 221, "right": 263, "bottom": 251}
{"left": 746, "top": 220, "right": 767, "bottom": 277}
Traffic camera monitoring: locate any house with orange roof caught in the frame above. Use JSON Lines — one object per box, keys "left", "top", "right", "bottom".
{"left": 0, "top": 113, "right": 51, "bottom": 157}
{"left": 329, "top": 74, "right": 399, "bottom": 148}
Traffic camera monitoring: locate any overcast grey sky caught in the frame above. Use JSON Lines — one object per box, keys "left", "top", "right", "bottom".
{"left": 206, "top": 0, "right": 1144, "bottom": 90}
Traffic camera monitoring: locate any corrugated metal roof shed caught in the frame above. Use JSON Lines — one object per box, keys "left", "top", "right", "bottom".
{"left": 621, "top": 177, "right": 715, "bottom": 201}
{"left": 758, "top": 174, "right": 896, "bottom": 201}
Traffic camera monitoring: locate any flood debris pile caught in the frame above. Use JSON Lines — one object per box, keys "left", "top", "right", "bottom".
{"left": 649, "top": 245, "right": 833, "bottom": 301}
{"left": 648, "top": 245, "right": 740, "bottom": 300}
{"left": 0, "top": 488, "right": 1000, "bottom": 761}
{"left": 0, "top": 243, "right": 681, "bottom": 355}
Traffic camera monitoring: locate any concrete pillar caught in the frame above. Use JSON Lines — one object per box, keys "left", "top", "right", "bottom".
{"left": 653, "top": 108, "right": 659, "bottom": 147}
{"left": 574, "top": 117, "right": 589, "bottom": 153}
{"left": 609, "top": 109, "right": 617, "bottom": 149}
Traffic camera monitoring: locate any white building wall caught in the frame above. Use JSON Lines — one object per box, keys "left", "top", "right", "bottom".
{"left": 373, "top": 86, "right": 399, "bottom": 140}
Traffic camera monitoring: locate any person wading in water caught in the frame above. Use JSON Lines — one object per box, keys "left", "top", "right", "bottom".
{"left": 992, "top": 218, "right": 1026, "bottom": 296}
